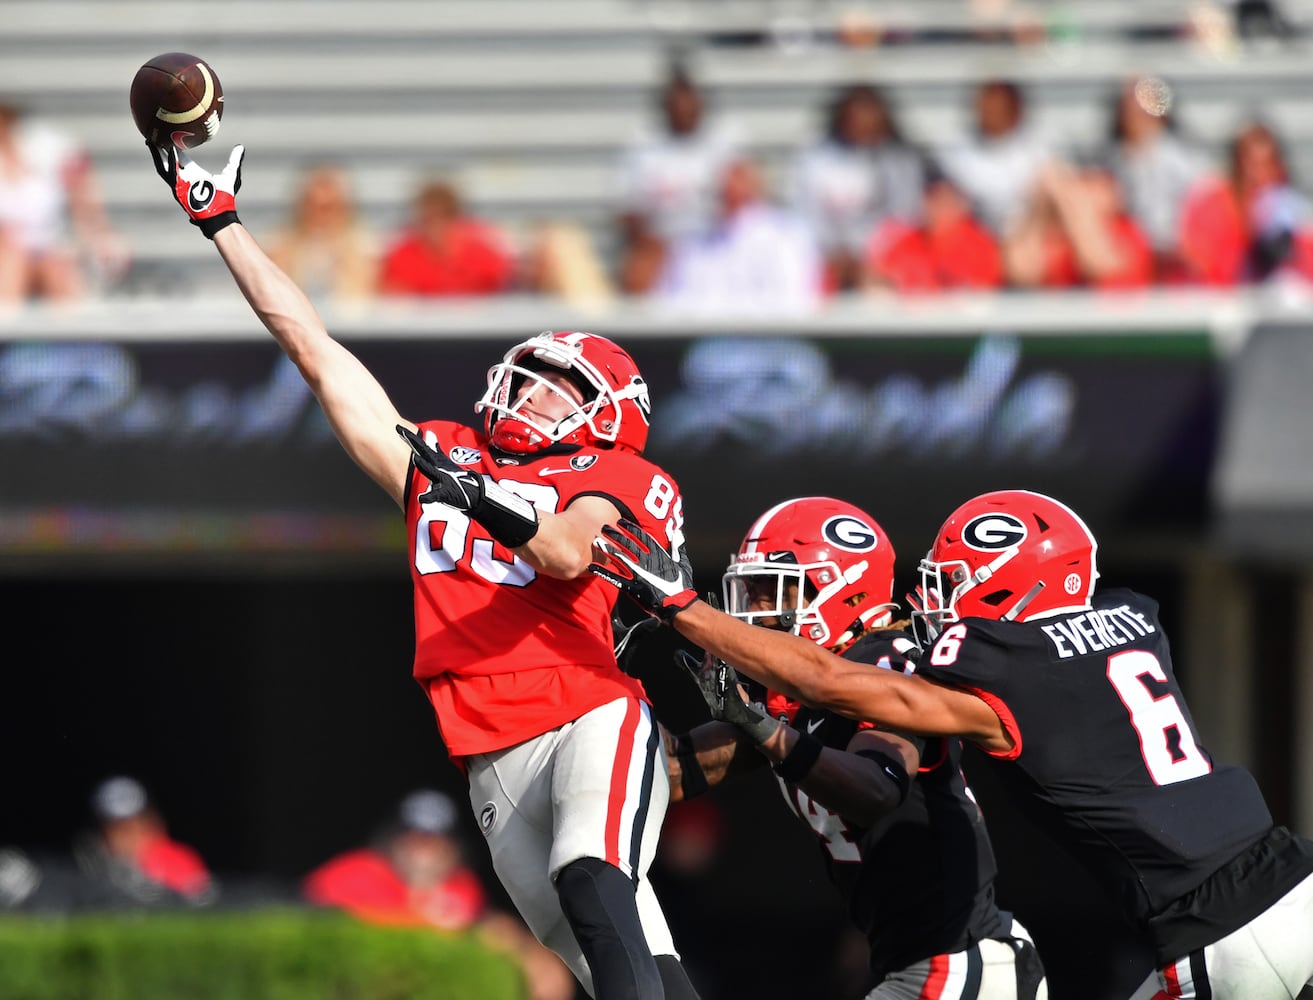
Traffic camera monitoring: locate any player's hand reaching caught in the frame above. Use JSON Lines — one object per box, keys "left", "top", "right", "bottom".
{"left": 397, "top": 425, "right": 485, "bottom": 510}
{"left": 148, "top": 141, "right": 243, "bottom": 239}
{"left": 674, "top": 648, "right": 780, "bottom": 744}
{"left": 591, "top": 518, "right": 697, "bottom": 624}
{"left": 396, "top": 425, "right": 540, "bottom": 548}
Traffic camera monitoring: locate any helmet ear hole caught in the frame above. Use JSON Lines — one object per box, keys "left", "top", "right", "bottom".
{"left": 979, "top": 589, "right": 1013, "bottom": 607}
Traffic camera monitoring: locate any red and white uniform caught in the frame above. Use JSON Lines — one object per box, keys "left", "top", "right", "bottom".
{"left": 403, "top": 420, "right": 687, "bottom": 990}
{"left": 405, "top": 419, "right": 685, "bottom": 757}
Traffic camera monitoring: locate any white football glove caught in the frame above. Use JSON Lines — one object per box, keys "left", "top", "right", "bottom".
{"left": 148, "top": 142, "right": 244, "bottom": 239}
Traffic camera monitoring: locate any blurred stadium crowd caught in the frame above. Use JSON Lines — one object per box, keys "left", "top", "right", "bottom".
{"left": 1, "top": 0, "right": 1311, "bottom": 312}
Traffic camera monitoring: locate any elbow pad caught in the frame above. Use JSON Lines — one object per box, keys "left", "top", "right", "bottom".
{"left": 855, "top": 749, "right": 912, "bottom": 806}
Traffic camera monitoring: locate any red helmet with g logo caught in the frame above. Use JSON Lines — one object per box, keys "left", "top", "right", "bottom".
{"left": 914, "top": 489, "right": 1099, "bottom": 638}
{"left": 476, "top": 331, "right": 651, "bottom": 454}
{"left": 722, "top": 496, "right": 897, "bottom": 651}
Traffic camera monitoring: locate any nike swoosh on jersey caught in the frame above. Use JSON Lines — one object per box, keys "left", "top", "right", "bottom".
{"left": 806, "top": 717, "right": 824, "bottom": 734}
{"left": 537, "top": 467, "right": 575, "bottom": 476}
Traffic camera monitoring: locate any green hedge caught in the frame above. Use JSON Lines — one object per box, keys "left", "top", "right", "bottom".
{"left": 0, "top": 909, "right": 527, "bottom": 1000}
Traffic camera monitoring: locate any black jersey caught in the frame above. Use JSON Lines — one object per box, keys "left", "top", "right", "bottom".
{"left": 918, "top": 587, "right": 1313, "bottom": 962}
{"left": 771, "top": 630, "right": 1008, "bottom": 981}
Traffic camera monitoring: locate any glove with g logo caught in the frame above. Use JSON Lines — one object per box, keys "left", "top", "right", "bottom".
{"left": 148, "top": 141, "right": 244, "bottom": 239}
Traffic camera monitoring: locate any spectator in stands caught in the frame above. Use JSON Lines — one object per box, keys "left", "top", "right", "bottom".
{"left": 864, "top": 165, "right": 1003, "bottom": 293}
{"left": 378, "top": 178, "right": 514, "bottom": 297}
{"left": 1177, "top": 120, "right": 1313, "bottom": 285}
{"left": 0, "top": 98, "right": 128, "bottom": 304}
{"left": 267, "top": 164, "right": 377, "bottom": 301}
{"left": 788, "top": 83, "right": 927, "bottom": 292}
{"left": 937, "top": 78, "right": 1053, "bottom": 237}
{"left": 1002, "top": 157, "right": 1155, "bottom": 289}
{"left": 518, "top": 219, "right": 616, "bottom": 309}
{"left": 304, "top": 789, "right": 576, "bottom": 1000}
{"left": 1103, "top": 76, "right": 1207, "bottom": 277}
{"left": 615, "top": 61, "right": 743, "bottom": 295}
{"left": 72, "top": 775, "right": 216, "bottom": 907}
{"left": 653, "top": 157, "right": 824, "bottom": 315}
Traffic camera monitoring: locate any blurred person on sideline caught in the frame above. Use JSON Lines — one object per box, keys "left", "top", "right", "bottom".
{"left": 378, "top": 177, "right": 514, "bottom": 297}
{"left": 72, "top": 775, "right": 216, "bottom": 907}
{"left": 615, "top": 61, "right": 743, "bottom": 295}
{"left": 654, "top": 157, "right": 824, "bottom": 315}
{"left": 0, "top": 98, "right": 128, "bottom": 303}
{"left": 938, "top": 79, "right": 1054, "bottom": 238}
{"left": 1002, "top": 157, "right": 1154, "bottom": 290}
{"left": 651, "top": 497, "right": 1046, "bottom": 998}
{"left": 1177, "top": 120, "right": 1313, "bottom": 286}
{"left": 305, "top": 789, "right": 578, "bottom": 1000}
{"left": 789, "top": 83, "right": 927, "bottom": 292}
{"left": 1102, "top": 76, "right": 1206, "bottom": 278}
{"left": 267, "top": 163, "right": 377, "bottom": 301}
{"left": 304, "top": 788, "right": 488, "bottom": 929}
{"left": 145, "top": 137, "right": 702, "bottom": 1000}
{"left": 864, "top": 165, "right": 1004, "bottom": 293}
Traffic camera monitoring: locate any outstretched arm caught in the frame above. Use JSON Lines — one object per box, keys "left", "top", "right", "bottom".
{"left": 215, "top": 225, "right": 411, "bottom": 505}
{"left": 151, "top": 143, "right": 411, "bottom": 507}
{"left": 591, "top": 520, "right": 1012, "bottom": 751}
{"left": 672, "top": 601, "right": 1009, "bottom": 751}
{"left": 663, "top": 722, "right": 765, "bottom": 803}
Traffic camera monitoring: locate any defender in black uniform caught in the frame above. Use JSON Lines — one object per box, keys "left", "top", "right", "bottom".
{"left": 659, "top": 497, "right": 1045, "bottom": 999}
{"left": 591, "top": 490, "right": 1313, "bottom": 999}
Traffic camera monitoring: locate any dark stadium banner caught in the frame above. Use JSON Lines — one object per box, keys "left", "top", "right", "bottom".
{"left": 0, "top": 330, "right": 1219, "bottom": 566}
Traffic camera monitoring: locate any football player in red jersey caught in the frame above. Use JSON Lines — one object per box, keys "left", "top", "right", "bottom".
{"left": 592, "top": 490, "right": 1313, "bottom": 1000}
{"left": 659, "top": 497, "right": 1047, "bottom": 999}
{"left": 149, "top": 143, "right": 700, "bottom": 1000}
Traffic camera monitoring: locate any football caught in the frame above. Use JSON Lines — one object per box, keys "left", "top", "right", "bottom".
{"left": 130, "top": 52, "right": 224, "bottom": 149}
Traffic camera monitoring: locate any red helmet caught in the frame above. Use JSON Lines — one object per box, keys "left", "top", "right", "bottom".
{"left": 475, "top": 331, "right": 651, "bottom": 454}
{"left": 722, "top": 496, "right": 897, "bottom": 651}
{"left": 914, "top": 489, "right": 1099, "bottom": 638}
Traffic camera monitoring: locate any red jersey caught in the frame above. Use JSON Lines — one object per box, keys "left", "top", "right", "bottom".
{"left": 1035, "top": 217, "right": 1154, "bottom": 289}
{"left": 405, "top": 420, "right": 686, "bottom": 757}
{"left": 135, "top": 834, "right": 213, "bottom": 899}
{"left": 867, "top": 217, "right": 1003, "bottom": 293}
{"left": 379, "top": 219, "right": 514, "bottom": 297}
{"left": 303, "top": 848, "right": 486, "bottom": 931}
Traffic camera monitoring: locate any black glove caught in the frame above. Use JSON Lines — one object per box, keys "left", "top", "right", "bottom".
{"left": 148, "top": 142, "right": 243, "bottom": 239}
{"left": 613, "top": 612, "right": 661, "bottom": 677}
{"left": 590, "top": 518, "right": 697, "bottom": 624}
{"left": 674, "top": 649, "right": 779, "bottom": 745}
{"left": 396, "top": 425, "right": 539, "bottom": 548}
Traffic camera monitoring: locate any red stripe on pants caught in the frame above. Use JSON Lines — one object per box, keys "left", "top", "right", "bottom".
{"left": 917, "top": 954, "right": 950, "bottom": 1000}
{"left": 1155, "top": 960, "right": 1186, "bottom": 997}
{"left": 604, "top": 699, "right": 641, "bottom": 868}
{"left": 1162, "top": 961, "right": 1183, "bottom": 997}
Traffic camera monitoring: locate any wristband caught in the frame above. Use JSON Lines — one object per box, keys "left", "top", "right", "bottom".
{"left": 195, "top": 212, "right": 239, "bottom": 240}
{"left": 672, "top": 733, "right": 708, "bottom": 799}
{"left": 471, "top": 479, "right": 540, "bottom": 548}
{"left": 773, "top": 731, "right": 824, "bottom": 784}
{"left": 855, "top": 748, "right": 912, "bottom": 805}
